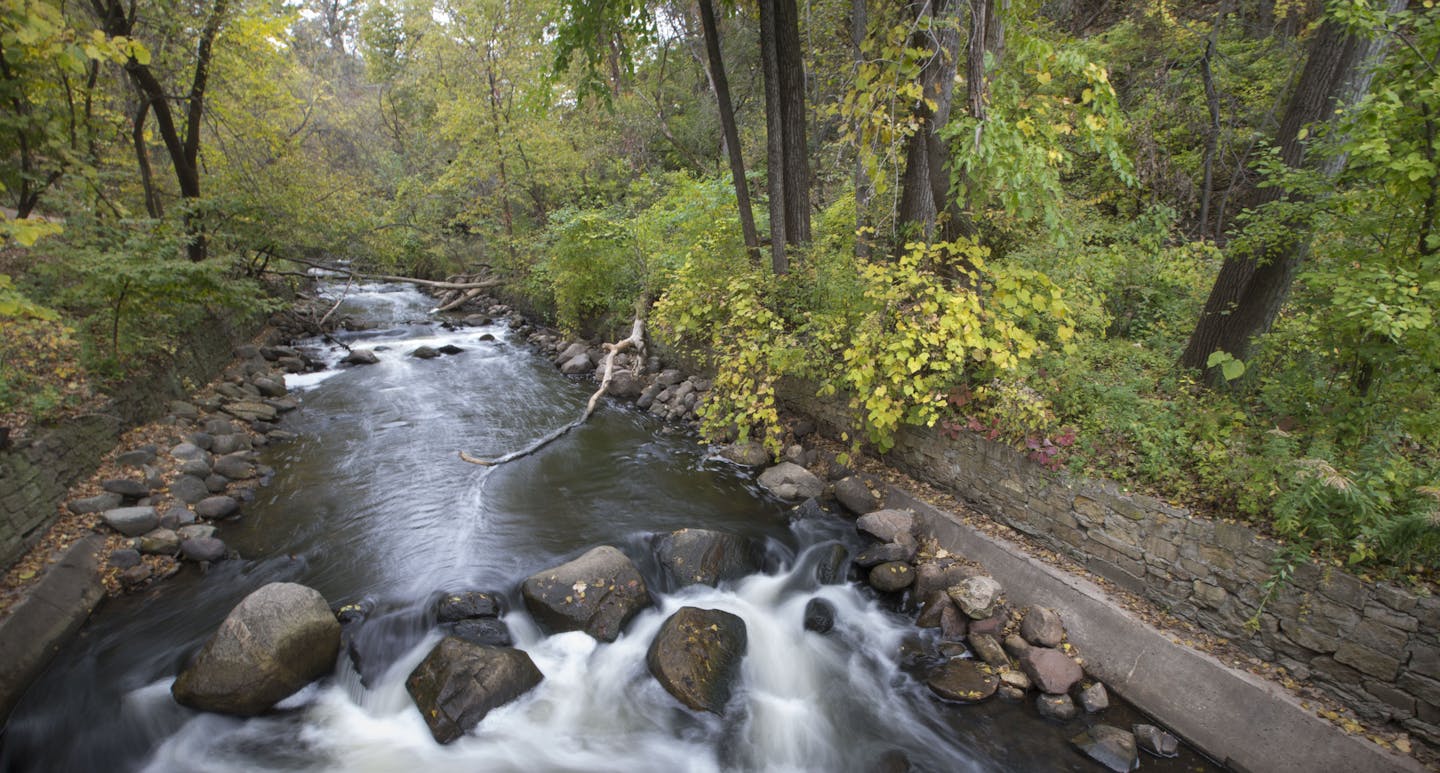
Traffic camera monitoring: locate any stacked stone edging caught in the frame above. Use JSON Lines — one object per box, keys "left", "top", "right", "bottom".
{"left": 777, "top": 381, "right": 1440, "bottom": 751}
{"left": 0, "top": 309, "right": 265, "bottom": 570}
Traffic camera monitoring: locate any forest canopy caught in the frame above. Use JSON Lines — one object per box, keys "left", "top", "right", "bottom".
{"left": 2, "top": 0, "right": 1438, "bottom": 576}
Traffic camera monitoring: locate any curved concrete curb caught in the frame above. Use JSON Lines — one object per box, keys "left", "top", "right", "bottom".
{"left": 0, "top": 534, "right": 106, "bottom": 721}
{"left": 889, "top": 488, "right": 1427, "bottom": 773}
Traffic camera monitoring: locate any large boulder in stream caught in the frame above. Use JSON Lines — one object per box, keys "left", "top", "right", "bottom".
{"left": 405, "top": 637, "right": 544, "bottom": 744}
{"left": 171, "top": 582, "right": 341, "bottom": 715}
{"left": 757, "top": 462, "right": 824, "bottom": 500}
{"left": 646, "top": 606, "right": 748, "bottom": 715}
{"left": 521, "top": 546, "right": 651, "bottom": 642}
{"left": 654, "top": 528, "right": 760, "bottom": 589}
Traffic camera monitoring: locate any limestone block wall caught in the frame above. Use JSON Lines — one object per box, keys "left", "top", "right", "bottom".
{"left": 782, "top": 384, "right": 1440, "bottom": 748}
{"left": 0, "top": 310, "right": 263, "bottom": 568}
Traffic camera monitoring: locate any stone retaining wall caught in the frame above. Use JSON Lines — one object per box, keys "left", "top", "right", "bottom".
{"left": 0, "top": 310, "right": 264, "bottom": 569}
{"left": 780, "top": 383, "right": 1440, "bottom": 749}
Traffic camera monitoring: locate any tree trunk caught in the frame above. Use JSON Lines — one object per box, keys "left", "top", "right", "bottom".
{"left": 758, "top": 0, "right": 811, "bottom": 274}
{"left": 851, "top": 0, "right": 872, "bottom": 258}
{"left": 698, "top": 0, "right": 761, "bottom": 262}
{"left": 1180, "top": 3, "right": 1404, "bottom": 379}
{"left": 133, "top": 99, "right": 163, "bottom": 218}
{"left": 892, "top": 0, "right": 961, "bottom": 241}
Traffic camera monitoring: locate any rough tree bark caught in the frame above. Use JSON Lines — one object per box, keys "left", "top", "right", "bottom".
{"left": 758, "top": 0, "right": 811, "bottom": 274}
{"left": 896, "top": 0, "right": 962, "bottom": 241}
{"left": 1180, "top": 3, "right": 1404, "bottom": 380}
{"left": 698, "top": 0, "right": 761, "bottom": 262}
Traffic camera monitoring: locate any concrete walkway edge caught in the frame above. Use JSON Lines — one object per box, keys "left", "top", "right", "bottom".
{"left": 0, "top": 534, "right": 106, "bottom": 721}
{"left": 889, "top": 488, "right": 1427, "bottom": 773}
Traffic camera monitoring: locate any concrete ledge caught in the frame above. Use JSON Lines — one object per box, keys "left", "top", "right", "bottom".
{"left": 0, "top": 535, "right": 106, "bottom": 721}
{"left": 890, "top": 488, "right": 1426, "bottom": 773}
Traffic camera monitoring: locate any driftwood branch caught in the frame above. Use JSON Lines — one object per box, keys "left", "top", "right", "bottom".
{"left": 278, "top": 254, "right": 500, "bottom": 291}
{"left": 432, "top": 286, "right": 485, "bottom": 313}
{"left": 460, "top": 317, "right": 646, "bottom": 467}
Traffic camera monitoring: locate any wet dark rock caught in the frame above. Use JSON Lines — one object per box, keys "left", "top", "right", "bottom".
{"left": 1132, "top": 724, "right": 1179, "bottom": 758}
{"left": 803, "top": 598, "right": 836, "bottom": 634}
{"left": 1077, "top": 681, "right": 1110, "bottom": 713}
{"left": 342, "top": 349, "right": 380, "bottom": 365}
{"left": 1038, "top": 693, "right": 1079, "bottom": 721}
{"left": 948, "top": 576, "right": 1001, "bottom": 620}
{"left": 968, "top": 612, "right": 1006, "bottom": 638}
{"left": 267, "top": 430, "right": 298, "bottom": 443}
{"left": 173, "top": 583, "right": 341, "bottom": 716}
{"left": 717, "top": 440, "right": 769, "bottom": 467}
{"left": 436, "top": 591, "right": 505, "bottom": 622}
{"left": 1019, "top": 647, "right": 1084, "bottom": 694}
{"left": 68, "top": 492, "right": 122, "bottom": 515}
{"left": 447, "top": 617, "right": 514, "bottom": 647}
{"left": 477, "top": 333, "right": 496, "bottom": 342}
{"left": 170, "top": 475, "right": 211, "bottom": 504}
{"left": 757, "top": 462, "right": 824, "bottom": 500}
{"left": 405, "top": 637, "right": 544, "bottom": 745}
{"left": 212, "top": 454, "right": 255, "bottom": 480}
{"left": 940, "top": 603, "right": 969, "bottom": 641}
{"left": 636, "top": 383, "right": 664, "bottom": 410}
{"left": 969, "top": 633, "right": 1010, "bottom": 668}
{"left": 654, "top": 528, "right": 759, "bottom": 589}
{"left": 1071, "top": 725, "right": 1139, "bottom": 772}
{"left": 411, "top": 346, "right": 440, "bottom": 359}
{"left": 646, "top": 606, "right": 748, "bottom": 715}
{"left": 813, "top": 543, "right": 850, "bottom": 585}
{"left": 1004, "top": 634, "right": 1033, "bottom": 660}
{"left": 853, "top": 542, "right": 914, "bottom": 568}
{"left": 195, "top": 495, "right": 239, "bottom": 520}
{"left": 927, "top": 659, "right": 999, "bottom": 702}
{"left": 855, "top": 509, "right": 916, "bottom": 544}
{"left": 102, "top": 506, "right": 158, "bottom": 537}
{"left": 868, "top": 561, "right": 916, "bottom": 592}
{"left": 833, "top": 476, "right": 882, "bottom": 515}
{"left": 120, "top": 564, "right": 153, "bottom": 587}
{"left": 916, "top": 592, "right": 953, "bottom": 629}
{"left": 180, "top": 536, "right": 228, "bottom": 563}
{"left": 437, "top": 344, "right": 465, "bottom": 355}
{"left": 521, "top": 546, "right": 651, "bottom": 642}
{"left": 137, "top": 528, "right": 180, "bottom": 555}
{"left": 109, "top": 548, "right": 142, "bottom": 569}
{"left": 1020, "top": 606, "right": 1065, "bottom": 648}
{"left": 116, "top": 447, "right": 157, "bottom": 468}
{"left": 102, "top": 479, "right": 150, "bottom": 499}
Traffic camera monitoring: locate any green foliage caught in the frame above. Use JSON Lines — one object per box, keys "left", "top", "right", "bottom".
{"left": 836, "top": 238, "right": 1075, "bottom": 451}
{"left": 540, "top": 208, "right": 641, "bottom": 333}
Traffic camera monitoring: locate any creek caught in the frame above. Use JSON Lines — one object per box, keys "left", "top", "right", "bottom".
{"left": 0, "top": 283, "right": 1217, "bottom": 772}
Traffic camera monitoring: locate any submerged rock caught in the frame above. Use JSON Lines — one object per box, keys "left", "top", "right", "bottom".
{"left": 813, "top": 543, "right": 850, "bottom": 585}
{"left": 172, "top": 583, "right": 341, "bottom": 716}
{"left": 757, "top": 462, "right": 824, "bottom": 500}
{"left": 406, "top": 637, "right": 544, "bottom": 744}
{"left": 646, "top": 607, "right": 748, "bottom": 715}
{"left": 1132, "top": 724, "right": 1179, "bottom": 758}
{"left": 927, "top": 659, "right": 999, "bottom": 703}
{"left": 447, "top": 617, "right": 514, "bottom": 648}
{"left": 803, "top": 598, "right": 836, "bottom": 634}
{"left": 436, "top": 591, "right": 505, "bottom": 622}
{"left": 521, "top": 546, "right": 650, "bottom": 642}
{"left": 1071, "top": 725, "right": 1139, "bottom": 772}
{"left": 654, "top": 528, "right": 759, "bottom": 589}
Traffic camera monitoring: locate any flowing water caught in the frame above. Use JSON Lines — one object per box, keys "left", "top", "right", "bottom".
{"left": 0, "top": 284, "right": 1219, "bottom": 772}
